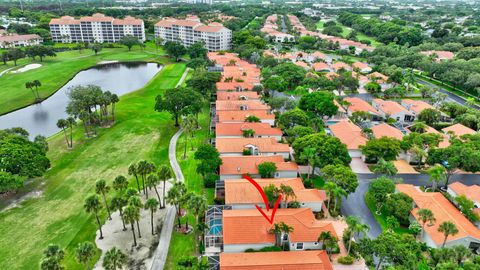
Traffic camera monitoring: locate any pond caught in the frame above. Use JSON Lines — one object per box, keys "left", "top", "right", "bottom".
{"left": 0, "top": 62, "right": 163, "bottom": 139}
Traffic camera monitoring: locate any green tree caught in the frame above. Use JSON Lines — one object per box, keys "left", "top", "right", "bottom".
{"left": 269, "top": 222, "right": 294, "bottom": 248}
{"left": 418, "top": 208, "right": 436, "bottom": 237}
{"left": 113, "top": 175, "right": 128, "bottom": 194}
{"left": 187, "top": 42, "right": 207, "bottom": 59}
{"left": 186, "top": 69, "right": 220, "bottom": 99}
{"left": 84, "top": 194, "right": 104, "bottom": 239}
{"left": 368, "top": 177, "right": 395, "bottom": 214}
{"left": 418, "top": 108, "right": 441, "bottom": 126}
{"left": 360, "top": 137, "right": 401, "bottom": 162}
{"left": 385, "top": 192, "right": 414, "bottom": 225}
{"left": 426, "top": 164, "right": 446, "bottom": 191}
{"left": 455, "top": 195, "right": 479, "bottom": 223}
{"left": 372, "top": 158, "right": 398, "bottom": 176}
{"left": 345, "top": 216, "right": 369, "bottom": 254}
{"left": 194, "top": 144, "right": 222, "bottom": 178}
{"left": 91, "top": 43, "right": 102, "bottom": 55}
{"left": 102, "top": 247, "right": 128, "bottom": 270}
{"left": 144, "top": 198, "right": 159, "bottom": 235}
{"left": 277, "top": 108, "right": 310, "bottom": 129}
{"left": 136, "top": 160, "right": 156, "bottom": 197}
{"left": 298, "top": 91, "right": 338, "bottom": 119}
{"left": 95, "top": 179, "right": 112, "bottom": 220}
{"left": 257, "top": 162, "right": 277, "bottom": 178}
{"left": 154, "top": 87, "right": 203, "bottom": 127}
{"left": 321, "top": 164, "right": 358, "bottom": 195}
{"left": 365, "top": 82, "right": 381, "bottom": 94}
{"left": 75, "top": 242, "right": 95, "bottom": 270}
{"left": 40, "top": 244, "right": 65, "bottom": 270}
{"left": 122, "top": 204, "right": 140, "bottom": 246}
{"left": 318, "top": 231, "right": 338, "bottom": 259}
{"left": 0, "top": 171, "right": 25, "bottom": 193}
{"left": 157, "top": 164, "right": 172, "bottom": 209}
{"left": 292, "top": 133, "right": 351, "bottom": 168}
{"left": 300, "top": 147, "right": 316, "bottom": 179}
{"left": 128, "top": 163, "right": 141, "bottom": 194}
{"left": 7, "top": 48, "right": 24, "bottom": 66}
{"left": 56, "top": 119, "right": 71, "bottom": 148}
{"left": 120, "top": 35, "right": 140, "bottom": 51}
{"left": 438, "top": 221, "right": 459, "bottom": 248}
{"left": 128, "top": 195, "right": 143, "bottom": 239}
{"left": 110, "top": 195, "right": 127, "bottom": 231}
{"left": 164, "top": 41, "right": 186, "bottom": 62}
{"left": 166, "top": 180, "right": 186, "bottom": 229}
{"left": 263, "top": 184, "right": 280, "bottom": 208}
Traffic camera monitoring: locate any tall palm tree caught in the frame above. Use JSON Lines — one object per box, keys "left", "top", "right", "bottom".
{"left": 157, "top": 165, "right": 172, "bottom": 209}
{"left": 57, "top": 119, "right": 70, "bottom": 149}
{"left": 331, "top": 185, "right": 347, "bottom": 212}
{"left": 95, "top": 179, "right": 112, "bottom": 220}
{"left": 166, "top": 181, "right": 186, "bottom": 229}
{"left": 181, "top": 192, "right": 194, "bottom": 230}
{"left": 128, "top": 195, "right": 143, "bottom": 238}
{"left": 137, "top": 160, "right": 156, "bottom": 196}
{"left": 181, "top": 116, "right": 196, "bottom": 159}
{"left": 269, "top": 222, "right": 288, "bottom": 247}
{"left": 103, "top": 247, "right": 128, "bottom": 270}
{"left": 427, "top": 164, "right": 446, "bottom": 191}
{"left": 318, "top": 231, "right": 337, "bottom": 259}
{"left": 300, "top": 147, "right": 316, "bottom": 179}
{"left": 128, "top": 163, "right": 141, "bottom": 194}
{"left": 112, "top": 175, "right": 128, "bottom": 194}
{"left": 438, "top": 221, "right": 459, "bottom": 247}
{"left": 26, "top": 81, "right": 37, "bottom": 99}
{"left": 67, "top": 116, "right": 76, "bottom": 148}
{"left": 110, "top": 94, "right": 119, "bottom": 123}
{"left": 147, "top": 174, "right": 162, "bottom": 208}
{"left": 123, "top": 205, "right": 140, "bottom": 246}
{"left": 324, "top": 181, "right": 337, "bottom": 211}
{"left": 75, "top": 241, "right": 95, "bottom": 270}
{"left": 417, "top": 208, "right": 436, "bottom": 237}
{"left": 110, "top": 195, "right": 127, "bottom": 231}
{"left": 40, "top": 244, "right": 65, "bottom": 270}
{"left": 279, "top": 184, "right": 296, "bottom": 208}
{"left": 345, "top": 216, "right": 369, "bottom": 254}
{"left": 32, "top": 80, "right": 42, "bottom": 98}
{"left": 144, "top": 198, "right": 159, "bottom": 235}
{"left": 84, "top": 194, "right": 104, "bottom": 239}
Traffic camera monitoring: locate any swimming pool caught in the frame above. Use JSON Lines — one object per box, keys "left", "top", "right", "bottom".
{"left": 209, "top": 219, "right": 222, "bottom": 235}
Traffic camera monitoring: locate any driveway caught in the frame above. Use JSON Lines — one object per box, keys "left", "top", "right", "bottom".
{"left": 350, "top": 158, "right": 372, "bottom": 174}
{"left": 393, "top": 160, "right": 419, "bottom": 174}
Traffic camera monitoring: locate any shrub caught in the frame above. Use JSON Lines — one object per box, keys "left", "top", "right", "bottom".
{"left": 204, "top": 173, "right": 219, "bottom": 188}
{"left": 338, "top": 255, "right": 354, "bottom": 265}
{"left": 242, "top": 149, "right": 252, "bottom": 155}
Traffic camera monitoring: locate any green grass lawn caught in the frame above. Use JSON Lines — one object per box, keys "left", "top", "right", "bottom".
{"left": 0, "top": 62, "right": 186, "bottom": 270}
{"left": 164, "top": 105, "right": 214, "bottom": 270}
{"left": 316, "top": 20, "right": 382, "bottom": 47}
{"left": 364, "top": 192, "right": 412, "bottom": 235}
{"left": 0, "top": 44, "right": 167, "bottom": 115}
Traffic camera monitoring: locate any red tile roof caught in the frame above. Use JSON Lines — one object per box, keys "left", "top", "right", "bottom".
{"left": 220, "top": 155, "right": 298, "bottom": 175}
{"left": 343, "top": 97, "right": 379, "bottom": 115}
{"left": 216, "top": 138, "right": 290, "bottom": 154}
{"left": 329, "top": 120, "right": 367, "bottom": 150}
{"left": 442, "top": 123, "right": 476, "bottom": 137}
{"left": 216, "top": 122, "right": 282, "bottom": 137}
{"left": 215, "top": 100, "right": 269, "bottom": 111}
{"left": 371, "top": 123, "right": 404, "bottom": 140}
{"left": 448, "top": 182, "right": 480, "bottom": 203}
{"left": 217, "top": 110, "right": 275, "bottom": 123}
{"left": 216, "top": 91, "right": 260, "bottom": 100}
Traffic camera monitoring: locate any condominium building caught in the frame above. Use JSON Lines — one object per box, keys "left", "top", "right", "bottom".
{"left": 154, "top": 18, "right": 231, "bottom": 51}
{"left": 0, "top": 33, "right": 42, "bottom": 48}
{"left": 49, "top": 13, "right": 145, "bottom": 43}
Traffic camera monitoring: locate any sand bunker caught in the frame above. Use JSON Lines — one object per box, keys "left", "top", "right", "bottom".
{"left": 11, "top": 64, "right": 42, "bottom": 73}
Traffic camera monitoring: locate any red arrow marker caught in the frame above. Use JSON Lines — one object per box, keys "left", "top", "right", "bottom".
{"left": 243, "top": 174, "right": 282, "bottom": 224}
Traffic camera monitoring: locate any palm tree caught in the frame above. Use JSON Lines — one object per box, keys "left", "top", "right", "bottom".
{"left": 32, "top": 80, "right": 42, "bottom": 98}
{"left": 331, "top": 185, "right": 347, "bottom": 212}
{"left": 323, "top": 181, "right": 337, "bottom": 212}
{"left": 57, "top": 119, "right": 70, "bottom": 149}
{"left": 158, "top": 165, "right": 173, "bottom": 208}
{"left": 438, "top": 221, "right": 459, "bottom": 247}
{"left": 111, "top": 195, "right": 127, "bottom": 231}
{"left": 345, "top": 216, "right": 369, "bottom": 254}
{"left": 417, "top": 208, "right": 436, "bottom": 237}
{"left": 103, "top": 247, "right": 128, "bottom": 270}
{"left": 166, "top": 181, "right": 186, "bottom": 229}
{"left": 181, "top": 116, "right": 197, "bottom": 159}
{"left": 372, "top": 158, "right": 397, "bottom": 176}
{"left": 147, "top": 174, "right": 162, "bottom": 208}
{"left": 411, "top": 144, "right": 427, "bottom": 169}
{"left": 144, "top": 198, "right": 159, "bottom": 235}
{"left": 300, "top": 147, "right": 316, "bottom": 179}
{"left": 128, "top": 195, "right": 143, "bottom": 238}
{"left": 67, "top": 116, "right": 76, "bottom": 148}
{"left": 123, "top": 205, "right": 140, "bottom": 246}
{"left": 110, "top": 94, "right": 119, "bottom": 123}
{"left": 137, "top": 160, "right": 156, "bottom": 196}
{"left": 279, "top": 184, "right": 296, "bottom": 208}
{"left": 40, "top": 244, "right": 65, "bottom": 270}
{"left": 95, "top": 179, "right": 112, "bottom": 220}
{"left": 427, "top": 164, "right": 446, "bottom": 191}
{"left": 181, "top": 192, "right": 194, "bottom": 230}
{"left": 128, "top": 163, "right": 141, "bottom": 194}
{"left": 84, "top": 194, "right": 104, "bottom": 239}
{"left": 75, "top": 241, "right": 95, "bottom": 270}
{"left": 318, "top": 231, "right": 337, "bottom": 259}
{"left": 187, "top": 193, "right": 207, "bottom": 225}
{"left": 26, "top": 81, "right": 37, "bottom": 99}
{"left": 269, "top": 222, "right": 294, "bottom": 248}
{"left": 113, "top": 175, "right": 128, "bottom": 194}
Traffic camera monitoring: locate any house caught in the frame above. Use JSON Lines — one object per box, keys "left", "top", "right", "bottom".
{"left": 442, "top": 123, "right": 476, "bottom": 138}
{"left": 219, "top": 250, "right": 333, "bottom": 270}
{"left": 324, "top": 72, "right": 339, "bottom": 80}
{"left": 368, "top": 72, "right": 391, "bottom": 90}
{"left": 401, "top": 99, "right": 435, "bottom": 117}
{"left": 308, "top": 51, "right": 329, "bottom": 63}
{"left": 215, "top": 122, "right": 282, "bottom": 141}
{"left": 396, "top": 184, "right": 480, "bottom": 250}
{"left": 216, "top": 82, "right": 255, "bottom": 92}
{"left": 331, "top": 61, "right": 351, "bottom": 72}
{"left": 219, "top": 155, "right": 298, "bottom": 180}
{"left": 0, "top": 33, "right": 42, "bottom": 48}
{"left": 312, "top": 62, "right": 332, "bottom": 72}
{"left": 406, "top": 124, "right": 450, "bottom": 148}
{"left": 222, "top": 208, "right": 337, "bottom": 253}
{"left": 329, "top": 121, "right": 368, "bottom": 158}
{"left": 372, "top": 99, "right": 415, "bottom": 122}
{"left": 371, "top": 123, "right": 404, "bottom": 140}
{"left": 342, "top": 97, "right": 381, "bottom": 118}
{"left": 216, "top": 91, "right": 260, "bottom": 101}
{"left": 215, "top": 100, "right": 270, "bottom": 112}
{"left": 420, "top": 50, "right": 455, "bottom": 61}
{"left": 448, "top": 182, "right": 480, "bottom": 209}
{"left": 294, "top": 61, "right": 310, "bottom": 70}
{"left": 215, "top": 138, "right": 290, "bottom": 158}
{"left": 224, "top": 178, "right": 326, "bottom": 211}
{"left": 216, "top": 111, "right": 275, "bottom": 126}
{"left": 352, "top": 62, "right": 372, "bottom": 73}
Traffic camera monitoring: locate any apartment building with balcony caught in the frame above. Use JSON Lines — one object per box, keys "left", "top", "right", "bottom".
{"left": 49, "top": 13, "right": 145, "bottom": 43}
{"left": 154, "top": 17, "right": 231, "bottom": 51}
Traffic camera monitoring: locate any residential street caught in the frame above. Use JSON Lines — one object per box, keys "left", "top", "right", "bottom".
{"left": 416, "top": 78, "right": 480, "bottom": 109}
{"left": 342, "top": 172, "right": 480, "bottom": 238}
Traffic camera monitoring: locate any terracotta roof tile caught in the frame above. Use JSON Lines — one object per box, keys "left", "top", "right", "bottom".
{"left": 373, "top": 99, "right": 409, "bottom": 116}
{"left": 329, "top": 121, "right": 367, "bottom": 150}
{"left": 402, "top": 99, "right": 434, "bottom": 114}
{"left": 448, "top": 182, "right": 480, "bottom": 203}
{"left": 215, "top": 100, "right": 269, "bottom": 111}
{"left": 371, "top": 123, "right": 404, "bottom": 140}
{"left": 220, "top": 155, "right": 298, "bottom": 175}
{"left": 216, "top": 91, "right": 260, "bottom": 100}
{"left": 216, "top": 138, "right": 290, "bottom": 154}
{"left": 217, "top": 110, "right": 275, "bottom": 123}
{"left": 343, "top": 97, "right": 379, "bottom": 115}
{"left": 216, "top": 123, "right": 282, "bottom": 137}
{"left": 442, "top": 123, "right": 476, "bottom": 137}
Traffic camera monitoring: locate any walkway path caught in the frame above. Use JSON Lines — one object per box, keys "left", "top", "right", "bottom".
{"left": 150, "top": 67, "right": 190, "bottom": 270}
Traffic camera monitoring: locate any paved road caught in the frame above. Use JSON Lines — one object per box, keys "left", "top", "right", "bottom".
{"left": 341, "top": 173, "right": 480, "bottom": 239}
{"left": 416, "top": 78, "right": 480, "bottom": 110}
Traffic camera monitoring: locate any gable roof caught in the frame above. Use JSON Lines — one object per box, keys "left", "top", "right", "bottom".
{"left": 373, "top": 99, "right": 410, "bottom": 116}
{"left": 396, "top": 184, "right": 480, "bottom": 246}
{"left": 215, "top": 122, "right": 282, "bottom": 137}
{"left": 217, "top": 110, "right": 275, "bottom": 123}
{"left": 448, "top": 182, "right": 480, "bottom": 203}
{"left": 343, "top": 97, "right": 379, "bottom": 115}
{"left": 219, "top": 251, "right": 333, "bottom": 270}
{"left": 329, "top": 120, "right": 367, "bottom": 150}
{"left": 220, "top": 155, "right": 298, "bottom": 175}
{"left": 442, "top": 123, "right": 476, "bottom": 137}
{"left": 216, "top": 91, "right": 260, "bottom": 100}
{"left": 223, "top": 208, "right": 337, "bottom": 245}
{"left": 215, "top": 100, "right": 270, "bottom": 111}
{"left": 225, "top": 178, "right": 326, "bottom": 205}
{"left": 216, "top": 138, "right": 290, "bottom": 154}
{"left": 401, "top": 99, "right": 434, "bottom": 114}
{"left": 371, "top": 123, "right": 404, "bottom": 140}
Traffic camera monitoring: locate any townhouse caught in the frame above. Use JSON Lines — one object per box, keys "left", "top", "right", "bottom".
{"left": 219, "top": 250, "right": 333, "bottom": 270}
{"left": 215, "top": 122, "right": 282, "bottom": 140}
{"left": 372, "top": 99, "right": 415, "bottom": 122}
{"left": 448, "top": 182, "right": 480, "bottom": 225}
{"left": 370, "top": 123, "right": 404, "bottom": 140}
{"left": 215, "top": 100, "right": 270, "bottom": 112}
{"left": 215, "top": 110, "right": 275, "bottom": 126}
{"left": 261, "top": 14, "right": 295, "bottom": 43}
{"left": 328, "top": 120, "right": 368, "bottom": 158}
{"left": 352, "top": 62, "right": 372, "bottom": 73}
{"left": 216, "top": 91, "right": 260, "bottom": 101}
{"left": 396, "top": 184, "right": 480, "bottom": 250}
{"left": 331, "top": 61, "right": 352, "bottom": 72}
{"left": 49, "top": 13, "right": 145, "bottom": 43}
{"left": 219, "top": 155, "right": 298, "bottom": 180}
{"left": 224, "top": 178, "right": 326, "bottom": 211}
{"left": 222, "top": 208, "right": 337, "bottom": 252}
{"left": 154, "top": 17, "right": 231, "bottom": 51}
{"left": 442, "top": 123, "right": 477, "bottom": 138}
{"left": 0, "top": 33, "right": 42, "bottom": 48}
{"left": 342, "top": 97, "right": 381, "bottom": 119}
{"left": 368, "top": 72, "right": 391, "bottom": 90}
{"left": 215, "top": 138, "right": 291, "bottom": 158}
